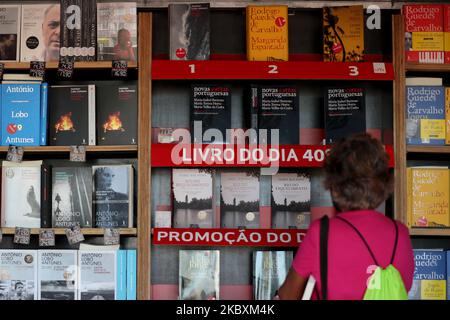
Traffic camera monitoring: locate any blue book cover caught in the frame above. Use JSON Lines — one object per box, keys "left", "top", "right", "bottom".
{"left": 40, "top": 83, "right": 48, "bottom": 146}
{"left": 1, "top": 83, "right": 41, "bottom": 146}
{"left": 447, "top": 251, "right": 450, "bottom": 301}
{"left": 408, "top": 249, "right": 447, "bottom": 300}
{"left": 127, "top": 249, "right": 137, "bottom": 300}
{"left": 116, "top": 250, "right": 127, "bottom": 300}
{"left": 406, "top": 86, "right": 445, "bottom": 145}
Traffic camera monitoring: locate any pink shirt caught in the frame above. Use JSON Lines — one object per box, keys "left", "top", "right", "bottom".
{"left": 292, "top": 210, "right": 415, "bottom": 300}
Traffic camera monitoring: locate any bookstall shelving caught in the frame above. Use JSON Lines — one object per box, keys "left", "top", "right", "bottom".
{"left": 1, "top": 228, "right": 137, "bottom": 236}
{"left": 0, "top": 146, "right": 138, "bottom": 153}
{"left": 3, "top": 61, "right": 138, "bottom": 70}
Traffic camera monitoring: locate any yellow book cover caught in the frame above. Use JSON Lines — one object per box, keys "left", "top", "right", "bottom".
{"left": 246, "top": 5, "right": 288, "bottom": 61}
{"left": 412, "top": 32, "right": 444, "bottom": 51}
{"left": 407, "top": 167, "right": 412, "bottom": 227}
{"left": 420, "top": 119, "right": 446, "bottom": 140}
{"left": 421, "top": 280, "right": 446, "bottom": 300}
{"left": 323, "top": 5, "right": 364, "bottom": 62}
{"left": 409, "top": 167, "right": 449, "bottom": 227}
{"left": 446, "top": 87, "right": 450, "bottom": 144}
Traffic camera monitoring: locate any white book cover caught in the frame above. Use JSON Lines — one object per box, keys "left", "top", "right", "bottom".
{"left": 20, "top": 4, "right": 60, "bottom": 62}
{"left": 38, "top": 250, "right": 77, "bottom": 300}
{"left": 155, "top": 210, "right": 172, "bottom": 228}
{"left": 78, "top": 250, "right": 117, "bottom": 300}
{"left": 0, "top": 5, "right": 21, "bottom": 61}
{"left": 1, "top": 161, "right": 43, "bottom": 228}
{"left": 97, "top": 2, "right": 137, "bottom": 61}
{"left": 0, "top": 250, "right": 38, "bottom": 300}
{"left": 172, "top": 169, "right": 213, "bottom": 228}
{"left": 179, "top": 250, "right": 219, "bottom": 300}
{"left": 405, "top": 78, "right": 443, "bottom": 86}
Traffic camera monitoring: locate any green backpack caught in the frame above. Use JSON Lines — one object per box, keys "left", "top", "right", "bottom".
{"left": 320, "top": 215, "right": 408, "bottom": 300}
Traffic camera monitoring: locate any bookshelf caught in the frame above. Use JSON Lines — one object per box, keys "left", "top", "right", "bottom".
{"left": 1, "top": 228, "right": 137, "bottom": 236}
{"left": 3, "top": 61, "right": 138, "bottom": 70}
{"left": 0, "top": 146, "right": 138, "bottom": 153}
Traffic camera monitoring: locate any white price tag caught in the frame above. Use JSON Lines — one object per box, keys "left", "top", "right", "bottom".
{"left": 373, "top": 62, "right": 386, "bottom": 74}
{"left": 104, "top": 228, "right": 120, "bottom": 245}
{"left": 39, "top": 229, "right": 56, "bottom": 247}
{"left": 14, "top": 227, "right": 31, "bottom": 245}
{"left": 65, "top": 225, "right": 85, "bottom": 245}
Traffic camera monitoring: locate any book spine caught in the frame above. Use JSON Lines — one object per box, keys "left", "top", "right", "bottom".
{"left": 116, "top": 249, "right": 127, "bottom": 300}
{"left": 446, "top": 87, "right": 450, "bottom": 145}
{"left": 88, "top": 84, "right": 96, "bottom": 145}
{"left": 40, "top": 164, "right": 51, "bottom": 228}
{"left": 40, "top": 83, "right": 48, "bottom": 146}
{"left": 250, "top": 86, "right": 258, "bottom": 144}
{"left": 127, "top": 249, "right": 137, "bottom": 300}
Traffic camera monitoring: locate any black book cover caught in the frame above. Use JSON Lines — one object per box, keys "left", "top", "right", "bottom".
{"left": 51, "top": 166, "right": 93, "bottom": 228}
{"left": 169, "top": 3, "right": 210, "bottom": 60}
{"left": 48, "top": 85, "right": 94, "bottom": 146}
{"left": 324, "top": 87, "right": 366, "bottom": 144}
{"left": 190, "top": 85, "right": 231, "bottom": 144}
{"left": 41, "top": 164, "right": 52, "bottom": 228}
{"left": 92, "top": 165, "right": 133, "bottom": 228}
{"left": 60, "top": 0, "right": 97, "bottom": 61}
{"left": 249, "top": 85, "right": 299, "bottom": 145}
{"left": 96, "top": 84, "right": 138, "bottom": 145}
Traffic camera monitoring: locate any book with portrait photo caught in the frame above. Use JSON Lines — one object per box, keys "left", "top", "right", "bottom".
{"left": 0, "top": 5, "right": 21, "bottom": 62}
{"left": 92, "top": 164, "right": 134, "bottom": 228}
{"left": 38, "top": 250, "right": 77, "bottom": 300}
{"left": 0, "top": 250, "right": 38, "bottom": 301}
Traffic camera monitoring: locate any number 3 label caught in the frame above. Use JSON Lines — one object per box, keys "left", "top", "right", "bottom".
{"left": 348, "top": 66, "right": 359, "bottom": 76}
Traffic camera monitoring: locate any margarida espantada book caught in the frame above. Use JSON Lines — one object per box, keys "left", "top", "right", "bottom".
{"left": 0, "top": 250, "right": 38, "bottom": 300}
{"left": 179, "top": 250, "right": 219, "bottom": 300}
{"left": 38, "top": 250, "right": 77, "bottom": 300}
{"left": 246, "top": 5, "right": 288, "bottom": 61}
{"left": 1, "top": 161, "right": 44, "bottom": 228}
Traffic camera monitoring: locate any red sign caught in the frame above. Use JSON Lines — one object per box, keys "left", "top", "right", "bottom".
{"left": 153, "top": 228, "right": 307, "bottom": 247}
{"left": 151, "top": 144, "right": 395, "bottom": 168}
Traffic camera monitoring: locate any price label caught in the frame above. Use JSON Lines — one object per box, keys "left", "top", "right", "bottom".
{"left": 39, "top": 229, "right": 55, "bottom": 247}
{"left": 0, "top": 62, "right": 4, "bottom": 81}
{"left": 30, "top": 61, "right": 46, "bottom": 78}
{"left": 14, "top": 227, "right": 31, "bottom": 245}
{"left": 104, "top": 228, "right": 120, "bottom": 245}
{"left": 112, "top": 60, "right": 128, "bottom": 77}
{"left": 6, "top": 146, "right": 24, "bottom": 163}
{"left": 57, "top": 58, "right": 74, "bottom": 78}
{"left": 65, "top": 225, "right": 85, "bottom": 245}
{"left": 373, "top": 62, "right": 387, "bottom": 74}
{"left": 70, "top": 146, "right": 86, "bottom": 162}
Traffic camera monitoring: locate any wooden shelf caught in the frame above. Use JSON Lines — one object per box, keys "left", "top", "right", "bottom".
{"left": 152, "top": 60, "right": 395, "bottom": 81}
{"left": 405, "top": 63, "right": 450, "bottom": 72}
{"left": 407, "top": 146, "right": 450, "bottom": 154}
{"left": 410, "top": 228, "right": 450, "bottom": 237}
{"left": 0, "top": 145, "right": 138, "bottom": 153}
{"left": 3, "top": 61, "right": 138, "bottom": 70}
{"left": 1, "top": 228, "right": 137, "bottom": 236}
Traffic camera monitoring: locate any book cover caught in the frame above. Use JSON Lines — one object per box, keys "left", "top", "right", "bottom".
{"left": 20, "top": 4, "right": 60, "bottom": 62}
{"left": 169, "top": 3, "right": 210, "bottom": 60}
{"left": 0, "top": 5, "right": 21, "bottom": 61}
{"left": 96, "top": 84, "right": 137, "bottom": 145}
{"left": 409, "top": 249, "right": 446, "bottom": 300}
{"left": 1, "top": 161, "right": 43, "bottom": 228}
{"left": 446, "top": 87, "right": 450, "bottom": 145}
{"left": 78, "top": 250, "right": 117, "bottom": 300}
{"left": 60, "top": 0, "right": 96, "bottom": 61}
{"left": 116, "top": 250, "right": 127, "bottom": 300}
{"left": 172, "top": 169, "right": 213, "bottom": 228}
{"left": 406, "top": 86, "right": 445, "bottom": 145}
{"left": 48, "top": 85, "right": 95, "bottom": 146}
{"left": 179, "top": 250, "right": 219, "bottom": 300}
{"left": 250, "top": 85, "right": 299, "bottom": 145}
{"left": 1, "top": 83, "right": 42, "bottom": 146}
{"left": 126, "top": 249, "right": 136, "bottom": 300}
{"left": 97, "top": 2, "right": 137, "bottom": 61}
{"left": 190, "top": 84, "right": 231, "bottom": 144}
{"left": 253, "top": 251, "right": 293, "bottom": 300}
{"left": 324, "top": 87, "right": 366, "bottom": 144}
{"left": 323, "top": 5, "right": 364, "bottom": 62}
{"left": 271, "top": 172, "right": 311, "bottom": 229}
{"left": 0, "top": 250, "right": 38, "bottom": 300}
{"left": 403, "top": 5, "right": 444, "bottom": 64}
{"left": 220, "top": 171, "right": 260, "bottom": 229}
{"left": 407, "top": 167, "right": 449, "bottom": 227}
{"left": 52, "top": 166, "right": 93, "bottom": 228}
{"left": 37, "top": 250, "right": 77, "bottom": 300}
{"left": 246, "top": 5, "right": 288, "bottom": 62}
{"left": 92, "top": 164, "right": 134, "bottom": 228}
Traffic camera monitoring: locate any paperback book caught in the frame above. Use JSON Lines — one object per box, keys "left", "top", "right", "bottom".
{"left": 0, "top": 5, "right": 21, "bottom": 61}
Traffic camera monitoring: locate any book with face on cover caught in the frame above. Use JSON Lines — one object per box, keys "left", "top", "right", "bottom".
{"left": 179, "top": 250, "right": 219, "bottom": 300}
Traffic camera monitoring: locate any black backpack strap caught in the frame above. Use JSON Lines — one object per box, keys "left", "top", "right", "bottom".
{"left": 390, "top": 218, "right": 399, "bottom": 265}
{"left": 320, "top": 215, "right": 329, "bottom": 300}
{"left": 335, "top": 216, "right": 380, "bottom": 266}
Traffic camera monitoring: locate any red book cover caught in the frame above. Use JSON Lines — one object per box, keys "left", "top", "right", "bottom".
{"left": 444, "top": 5, "right": 450, "bottom": 63}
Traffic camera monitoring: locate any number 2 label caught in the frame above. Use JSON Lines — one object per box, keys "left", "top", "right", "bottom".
{"left": 268, "top": 65, "right": 279, "bottom": 74}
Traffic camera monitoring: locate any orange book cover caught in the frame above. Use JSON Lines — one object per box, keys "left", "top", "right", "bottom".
{"left": 408, "top": 167, "right": 450, "bottom": 227}
{"left": 323, "top": 5, "right": 364, "bottom": 62}
{"left": 246, "top": 5, "right": 288, "bottom": 61}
